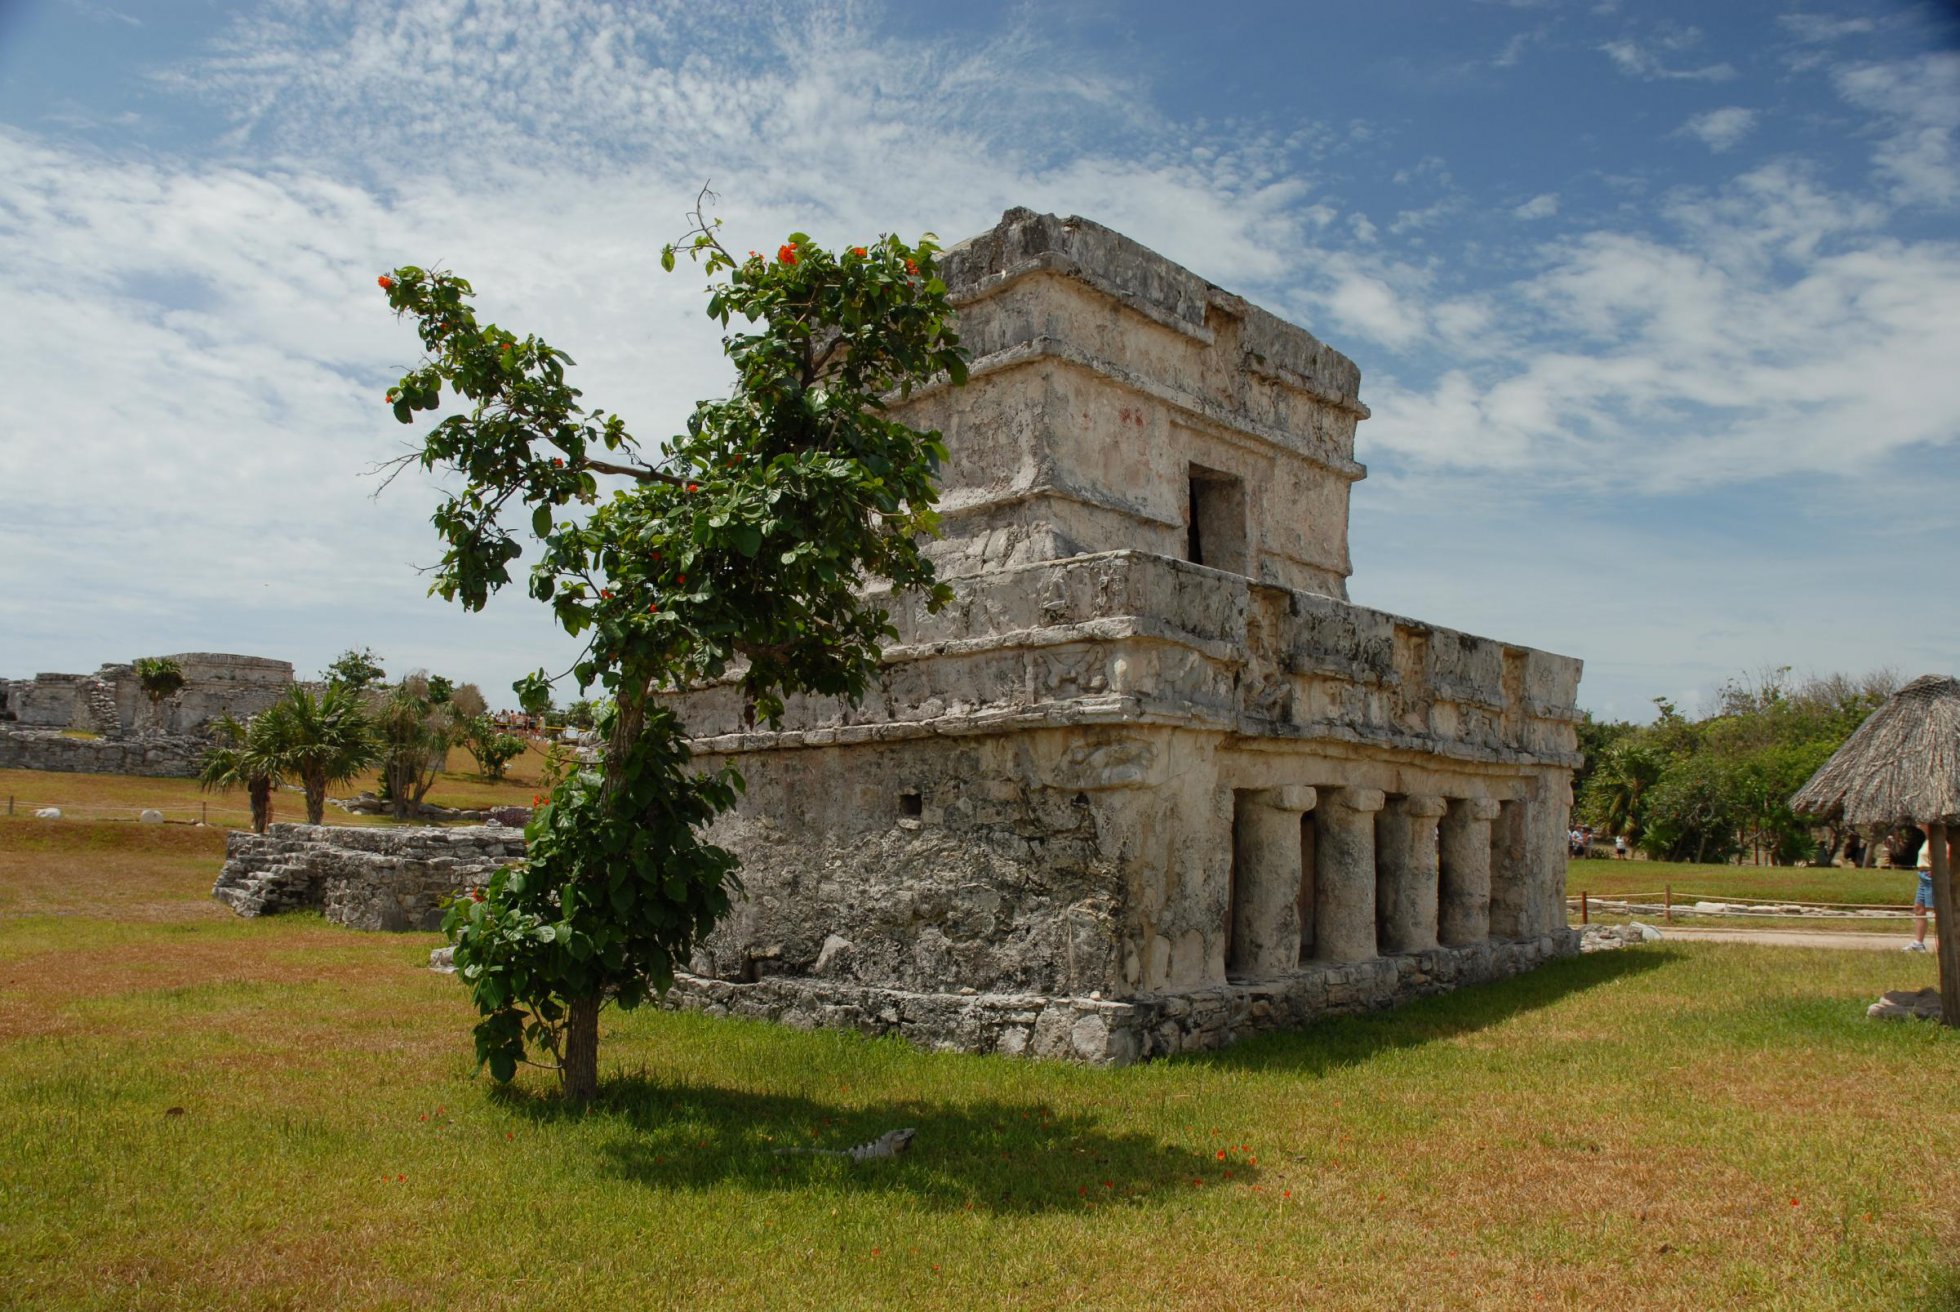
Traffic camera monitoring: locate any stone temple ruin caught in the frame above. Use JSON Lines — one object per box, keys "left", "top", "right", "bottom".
{"left": 649, "top": 209, "right": 1585, "bottom": 1063}
{"left": 0, "top": 653, "right": 295, "bottom": 776}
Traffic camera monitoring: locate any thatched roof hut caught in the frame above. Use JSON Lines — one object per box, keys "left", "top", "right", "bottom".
{"left": 1791, "top": 674, "right": 1960, "bottom": 826}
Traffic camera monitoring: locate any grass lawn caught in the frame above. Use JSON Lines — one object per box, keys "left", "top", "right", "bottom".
{"left": 2, "top": 820, "right": 1958, "bottom": 1309}
{"left": 0, "top": 741, "right": 558, "bottom": 828}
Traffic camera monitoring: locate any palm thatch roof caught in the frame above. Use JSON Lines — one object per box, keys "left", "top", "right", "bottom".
{"left": 1791, "top": 674, "right": 1960, "bottom": 827}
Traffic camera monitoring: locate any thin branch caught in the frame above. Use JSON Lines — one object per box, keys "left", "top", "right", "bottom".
{"left": 582, "top": 456, "right": 684, "bottom": 486}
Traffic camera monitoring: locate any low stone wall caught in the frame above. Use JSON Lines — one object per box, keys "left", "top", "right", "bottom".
{"left": 0, "top": 728, "right": 206, "bottom": 777}
{"left": 213, "top": 824, "right": 527, "bottom": 930}
{"left": 664, "top": 930, "right": 1579, "bottom": 1066}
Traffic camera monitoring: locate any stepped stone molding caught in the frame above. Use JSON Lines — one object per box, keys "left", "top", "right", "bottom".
{"left": 213, "top": 824, "right": 525, "bottom": 931}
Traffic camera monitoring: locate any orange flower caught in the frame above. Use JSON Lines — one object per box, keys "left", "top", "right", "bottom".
{"left": 905, "top": 259, "right": 919, "bottom": 275}
{"left": 648, "top": 603, "right": 658, "bottom": 613}
{"left": 851, "top": 246, "right": 867, "bottom": 257}
{"left": 778, "top": 244, "right": 798, "bottom": 265}
{"left": 550, "top": 457, "right": 564, "bottom": 467}
{"left": 1216, "top": 1150, "right": 1226, "bottom": 1161}
{"left": 686, "top": 483, "right": 699, "bottom": 493}
{"left": 377, "top": 275, "right": 394, "bottom": 290}
{"left": 600, "top": 588, "right": 613, "bottom": 599}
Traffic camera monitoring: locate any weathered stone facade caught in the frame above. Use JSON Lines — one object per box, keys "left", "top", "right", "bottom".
{"left": 213, "top": 824, "right": 524, "bottom": 930}
{"left": 654, "top": 209, "right": 1584, "bottom": 1063}
{"left": 0, "top": 652, "right": 296, "bottom": 776}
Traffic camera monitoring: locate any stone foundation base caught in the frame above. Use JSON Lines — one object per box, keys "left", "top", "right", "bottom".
{"left": 664, "top": 930, "right": 1579, "bottom": 1065}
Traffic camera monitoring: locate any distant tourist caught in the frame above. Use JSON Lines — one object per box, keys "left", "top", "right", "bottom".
{"left": 1614, "top": 834, "right": 1628, "bottom": 860}
{"left": 1908, "top": 834, "right": 1934, "bottom": 953}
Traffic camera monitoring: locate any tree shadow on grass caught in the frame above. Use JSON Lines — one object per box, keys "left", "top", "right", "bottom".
{"left": 1183, "top": 945, "right": 1684, "bottom": 1077}
{"left": 489, "top": 1077, "right": 1232, "bottom": 1214}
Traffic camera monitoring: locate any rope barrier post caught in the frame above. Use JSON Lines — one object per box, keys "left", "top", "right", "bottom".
{"left": 1581, "top": 891, "right": 1589, "bottom": 925}
{"left": 1665, "top": 885, "right": 1672, "bottom": 923}
{"left": 201, "top": 801, "right": 207, "bottom": 826}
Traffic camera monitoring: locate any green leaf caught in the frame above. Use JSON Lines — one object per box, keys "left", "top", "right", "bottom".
{"left": 532, "top": 505, "right": 552, "bottom": 537}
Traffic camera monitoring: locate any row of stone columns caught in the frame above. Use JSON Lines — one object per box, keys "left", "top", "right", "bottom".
{"left": 1228, "top": 786, "right": 1521, "bottom": 979}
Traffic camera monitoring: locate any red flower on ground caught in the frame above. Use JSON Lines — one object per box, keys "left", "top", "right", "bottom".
{"left": 778, "top": 244, "right": 798, "bottom": 265}
{"left": 377, "top": 275, "right": 394, "bottom": 290}
{"left": 1216, "top": 1150, "right": 1226, "bottom": 1161}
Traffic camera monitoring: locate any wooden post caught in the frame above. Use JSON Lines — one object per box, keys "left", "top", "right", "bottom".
{"left": 1664, "top": 884, "right": 1673, "bottom": 923}
{"left": 200, "top": 801, "right": 207, "bottom": 826}
{"left": 1580, "top": 891, "right": 1589, "bottom": 925}
{"left": 1929, "top": 821, "right": 1959, "bottom": 1029}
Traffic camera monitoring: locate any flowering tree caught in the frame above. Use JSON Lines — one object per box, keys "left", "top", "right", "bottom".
{"left": 380, "top": 203, "right": 966, "bottom": 1101}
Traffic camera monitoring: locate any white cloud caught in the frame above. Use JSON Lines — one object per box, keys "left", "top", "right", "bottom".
{"left": 1833, "top": 53, "right": 1960, "bottom": 206}
{"left": 1681, "top": 106, "right": 1759, "bottom": 152}
{"left": 1780, "top": 14, "right": 1877, "bottom": 43}
{"left": 1513, "top": 192, "right": 1560, "bottom": 219}
{"left": 1600, "top": 38, "right": 1737, "bottom": 82}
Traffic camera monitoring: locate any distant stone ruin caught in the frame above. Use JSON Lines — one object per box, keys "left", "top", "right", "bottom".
{"left": 213, "top": 824, "right": 525, "bottom": 930}
{"left": 0, "top": 652, "right": 295, "bottom": 776}
{"left": 650, "top": 209, "right": 1585, "bottom": 1063}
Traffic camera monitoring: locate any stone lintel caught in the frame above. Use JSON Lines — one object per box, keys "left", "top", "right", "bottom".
{"left": 1326, "top": 787, "right": 1387, "bottom": 813}
{"left": 1247, "top": 784, "right": 1317, "bottom": 812}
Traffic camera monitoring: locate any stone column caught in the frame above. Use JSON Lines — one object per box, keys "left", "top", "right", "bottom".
{"left": 1439, "top": 798, "right": 1503, "bottom": 946}
{"left": 1489, "top": 798, "right": 1529, "bottom": 939}
{"left": 1377, "top": 794, "right": 1446, "bottom": 954}
{"left": 1313, "top": 787, "right": 1385, "bottom": 964}
{"left": 1229, "top": 786, "right": 1316, "bottom": 979}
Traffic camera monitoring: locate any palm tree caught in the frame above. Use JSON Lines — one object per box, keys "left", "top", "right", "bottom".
{"left": 197, "top": 712, "right": 287, "bottom": 833}
{"left": 270, "top": 683, "right": 380, "bottom": 825}
{"left": 1581, "top": 742, "right": 1665, "bottom": 846}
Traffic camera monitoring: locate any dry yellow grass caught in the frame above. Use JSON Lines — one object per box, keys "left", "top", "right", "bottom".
{"left": 0, "top": 740, "right": 557, "bottom": 828}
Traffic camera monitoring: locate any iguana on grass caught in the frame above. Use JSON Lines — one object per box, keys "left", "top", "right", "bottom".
{"left": 773, "top": 1127, "right": 917, "bottom": 1162}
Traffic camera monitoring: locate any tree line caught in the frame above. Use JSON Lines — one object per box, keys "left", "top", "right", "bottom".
{"left": 197, "top": 648, "right": 531, "bottom": 831}
{"left": 1575, "top": 667, "right": 1900, "bottom": 865}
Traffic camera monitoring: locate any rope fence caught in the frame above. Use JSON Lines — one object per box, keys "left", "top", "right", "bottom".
{"left": 1570, "top": 886, "right": 1920, "bottom": 924}
{"left": 0, "top": 793, "right": 309, "bottom": 826}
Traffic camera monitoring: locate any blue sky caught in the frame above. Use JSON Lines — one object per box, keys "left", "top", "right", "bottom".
{"left": 1, "top": 0, "right": 1955, "bottom": 721}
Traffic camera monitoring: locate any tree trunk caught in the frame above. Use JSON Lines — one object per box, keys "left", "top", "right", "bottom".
{"left": 304, "top": 772, "right": 326, "bottom": 826}
{"left": 1929, "top": 822, "right": 1959, "bottom": 1029}
{"left": 561, "top": 993, "right": 602, "bottom": 1103}
{"left": 249, "top": 777, "right": 271, "bottom": 833}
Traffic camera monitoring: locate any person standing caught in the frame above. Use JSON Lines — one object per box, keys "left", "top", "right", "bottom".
{"left": 1614, "top": 834, "right": 1628, "bottom": 860}
{"left": 1908, "top": 834, "right": 1935, "bottom": 952}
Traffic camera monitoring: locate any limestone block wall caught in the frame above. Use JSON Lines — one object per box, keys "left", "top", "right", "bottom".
{"left": 0, "top": 729, "right": 207, "bottom": 777}
{"left": 0, "top": 653, "right": 294, "bottom": 742}
{"left": 213, "top": 824, "right": 524, "bottom": 931}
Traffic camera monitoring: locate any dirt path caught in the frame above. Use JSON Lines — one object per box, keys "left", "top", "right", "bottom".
{"left": 1657, "top": 926, "right": 1935, "bottom": 952}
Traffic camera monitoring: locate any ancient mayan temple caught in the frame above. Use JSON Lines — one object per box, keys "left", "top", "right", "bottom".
{"left": 660, "top": 208, "right": 1583, "bottom": 1063}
